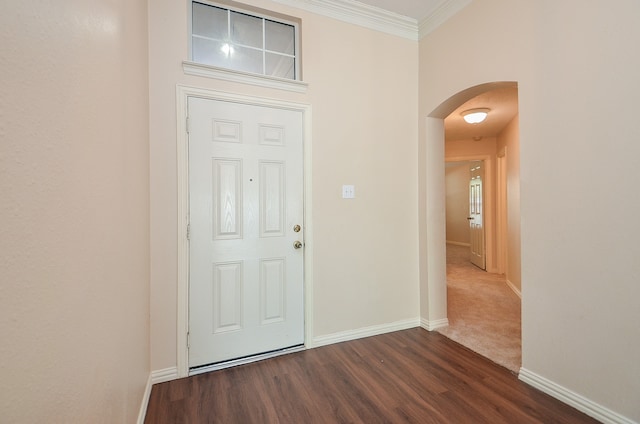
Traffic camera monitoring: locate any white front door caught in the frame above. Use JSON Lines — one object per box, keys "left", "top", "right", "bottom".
{"left": 188, "top": 97, "right": 304, "bottom": 368}
{"left": 469, "top": 161, "right": 486, "bottom": 270}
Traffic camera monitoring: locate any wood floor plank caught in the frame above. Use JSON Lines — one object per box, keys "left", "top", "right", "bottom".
{"left": 145, "top": 328, "right": 599, "bottom": 423}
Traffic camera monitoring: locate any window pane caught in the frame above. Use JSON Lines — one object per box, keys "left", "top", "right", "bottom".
{"left": 266, "top": 53, "right": 295, "bottom": 79}
{"left": 229, "top": 45, "right": 263, "bottom": 74}
{"left": 190, "top": 2, "right": 299, "bottom": 80}
{"left": 192, "top": 3, "right": 227, "bottom": 40}
{"left": 192, "top": 37, "right": 229, "bottom": 67}
{"left": 231, "top": 11, "right": 262, "bottom": 48}
{"left": 265, "top": 20, "right": 295, "bottom": 55}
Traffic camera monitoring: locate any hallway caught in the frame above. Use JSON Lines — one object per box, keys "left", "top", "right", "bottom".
{"left": 437, "top": 243, "right": 521, "bottom": 373}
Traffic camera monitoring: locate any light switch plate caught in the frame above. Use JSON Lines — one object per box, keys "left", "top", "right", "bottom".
{"left": 342, "top": 185, "right": 355, "bottom": 199}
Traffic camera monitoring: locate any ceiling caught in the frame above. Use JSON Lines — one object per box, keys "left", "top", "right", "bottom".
{"left": 354, "top": 0, "right": 448, "bottom": 21}
{"left": 444, "top": 86, "right": 519, "bottom": 141}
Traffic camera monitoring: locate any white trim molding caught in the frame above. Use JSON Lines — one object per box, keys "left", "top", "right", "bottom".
{"left": 446, "top": 240, "right": 470, "bottom": 247}
{"left": 519, "top": 368, "right": 637, "bottom": 424}
{"left": 136, "top": 374, "right": 153, "bottom": 424}
{"left": 505, "top": 279, "right": 522, "bottom": 299}
{"left": 183, "top": 61, "right": 309, "bottom": 93}
{"left": 137, "top": 368, "right": 181, "bottom": 423}
{"left": 175, "top": 86, "right": 314, "bottom": 378}
{"left": 418, "top": 0, "right": 471, "bottom": 39}
{"left": 312, "top": 318, "right": 420, "bottom": 348}
{"left": 151, "top": 367, "right": 179, "bottom": 384}
{"left": 271, "top": 0, "right": 472, "bottom": 41}
{"left": 271, "top": 0, "right": 418, "bottom": 40}
{"left": 420, "top": 317, "right": 449, "bottom": 331}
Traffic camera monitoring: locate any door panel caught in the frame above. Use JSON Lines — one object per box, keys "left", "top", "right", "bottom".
{"left": 469, "top": 162, "right": 486, "bottom": 270}
{"left": 188, "top": 97, "right": 304, "bottom": 368}
{"left": 259, "top": 161, "right": 285, "bottom": 237}
{"left": 260, "top": 258, "right": 285, "bottom": 324}
{"left": 213, "top": 159, "right": 242, "bottom": 239}
{"left": 213, "top": 261, "right": 243, "bottom": 333}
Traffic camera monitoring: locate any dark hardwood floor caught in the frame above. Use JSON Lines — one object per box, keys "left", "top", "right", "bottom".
{"left": 145, "top": 328, "right": 597, "bottom": 423}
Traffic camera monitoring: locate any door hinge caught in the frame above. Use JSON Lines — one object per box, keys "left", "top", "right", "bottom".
{"left": 187, "top": 332, "right": 190, "bottom": 349}
{"left": 186, "top": 116, "right": 190, "bottom": 134}
{"left": 186, "top": 224, "right": 190, "bottom": 240}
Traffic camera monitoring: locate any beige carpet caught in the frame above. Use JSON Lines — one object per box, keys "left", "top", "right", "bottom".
{"left": 437, "top": 243, "right": 522, "bottom": 373}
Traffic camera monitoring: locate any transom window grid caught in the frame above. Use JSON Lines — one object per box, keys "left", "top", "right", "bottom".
{"left": 191, "top": 2, "right": 298, "bottom": 80}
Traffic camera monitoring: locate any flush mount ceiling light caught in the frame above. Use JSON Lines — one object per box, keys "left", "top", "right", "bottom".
{"left": 462, "top": 108, "right": 490, "bottom": 124}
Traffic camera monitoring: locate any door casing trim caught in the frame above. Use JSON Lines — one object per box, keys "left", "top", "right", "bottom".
{"left": 176, "top": 85, "right": 313, "bottom": 378}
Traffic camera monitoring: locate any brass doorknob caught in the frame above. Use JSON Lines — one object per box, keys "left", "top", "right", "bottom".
{"left": 293, "top": 241, "right": 303, "bottom": 249}
{"left": 293, "top": 224, "right": 301, "bottom": 233}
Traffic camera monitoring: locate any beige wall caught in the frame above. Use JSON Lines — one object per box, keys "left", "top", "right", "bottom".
{"left": 6, "top": 0, "right": 634, "bottom": 420}
{"left": 0, "top": 0, "right": 150, "bottom": 422}
{"left": 420, "top": 0, "right": 640, "bottom": 420}
{"left": 149, "top": 0, "right": 419, "bottom": 370}
{"left": 497, "top": 116, "right": 521, "bottom": 290}
{"left": 445, "top": 164, "right": 470, "bottom": 245}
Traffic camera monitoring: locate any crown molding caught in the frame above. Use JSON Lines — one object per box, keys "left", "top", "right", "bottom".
{"left": 271, "top": 0, "right": 419, "bottom": 40}
{"left": 419, "top": 0, "right": 471, "bottom": 39}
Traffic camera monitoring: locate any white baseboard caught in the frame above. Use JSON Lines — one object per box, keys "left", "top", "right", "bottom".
{"left": 519, "top": 368, "right": 636, "bottom": 424}
{"left": 151, "top": 367, "right": 179, "bottom": 384}
{"left": 446, "top": 240, "right": 470, "bottom": 247}
{"left": 312, "top": 318, "right": 420, "bottom": 348}
{"left": 505, "top": 279, "right": 522, "bottom": 299}
{"left": 420, "top": 317, "right": 449, "bottom": 331}
{"left": 136, "top": 367, "right": 180, "bottom": 423}
{"left": 137, "top": 374, "right": 153, "bottom": 424}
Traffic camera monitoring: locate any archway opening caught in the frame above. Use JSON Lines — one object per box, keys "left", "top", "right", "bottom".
{"left": 420, "top": 81, "right": 521, "bottom": 371}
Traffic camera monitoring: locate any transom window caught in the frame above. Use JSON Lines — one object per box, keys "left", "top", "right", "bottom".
{"left": 191, "top": 1, "right": 299, "bottom": 80}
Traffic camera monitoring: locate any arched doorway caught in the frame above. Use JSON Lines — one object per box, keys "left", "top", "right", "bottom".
{"left": 420, "top": 81, "right": 521, "bottom": 370}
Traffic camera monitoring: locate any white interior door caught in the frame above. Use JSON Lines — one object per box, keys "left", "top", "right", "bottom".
{"left": 469, "top": 161, "right": 486, "bottom": 270}
{"left": 188, "top": 97, "right": 304, "bottom": 368}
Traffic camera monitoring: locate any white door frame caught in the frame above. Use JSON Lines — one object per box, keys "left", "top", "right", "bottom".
{"left": 175, "top": 85, "right": 314, "bottom": 378}
{"left": 496, "top": 147, "right": 507, "bottom": 274}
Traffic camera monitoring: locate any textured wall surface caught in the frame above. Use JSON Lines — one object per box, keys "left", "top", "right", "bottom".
{"left": 0, "top": 0, "right": 150, "bottom": 422}
{"left": 420, "top": 0, "right": 640, "bottom": 420}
